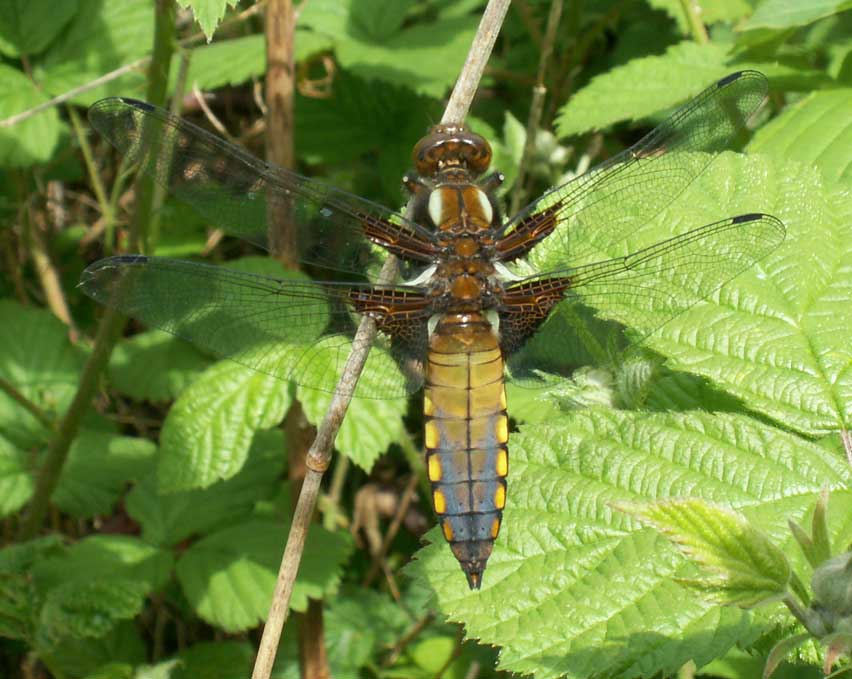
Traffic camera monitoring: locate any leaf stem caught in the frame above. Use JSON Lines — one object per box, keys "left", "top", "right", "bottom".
{"left": 678, "top": 0, "right": 709, "bottom": 44}
{"left": 250, "top": 1, "right": 511, "bottom": 676}
{"left": 0, "top": 376, "right": 56, "bottom": 432}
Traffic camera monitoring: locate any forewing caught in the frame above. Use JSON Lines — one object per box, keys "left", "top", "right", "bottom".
{"left": 504, "top": 71, "right": 769, "bottom": 269}
{"left": 80, "top": 256, "right": 427, "bottom": 398}
{"left": 88, "top": 98, "right": 434, "bottom": 276}
{"left": 506, "top": 213, "right": 785, "bottom": 381}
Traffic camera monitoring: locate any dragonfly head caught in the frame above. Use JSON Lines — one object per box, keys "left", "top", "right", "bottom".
{"left": 413, "top": 123, "right": 492, "bottom": 178}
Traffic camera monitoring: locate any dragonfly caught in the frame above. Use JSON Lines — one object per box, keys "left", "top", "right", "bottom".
{"left": 81, "top": 70, "right": 784, "bottom": 590}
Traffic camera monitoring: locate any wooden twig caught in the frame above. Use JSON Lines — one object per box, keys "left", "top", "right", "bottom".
{"left": 250, "top": 1, "right": 511, "bottom": 677}
{"left": 442, "top": 0, "right": 511, "bottom": 124}
{"left": 362, "top": 474, "right": 420, "bottom": 587}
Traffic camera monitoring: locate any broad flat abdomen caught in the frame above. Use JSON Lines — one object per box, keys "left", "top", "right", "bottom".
{"left": 424, "top": 315, "right": 508, "bottom": 589}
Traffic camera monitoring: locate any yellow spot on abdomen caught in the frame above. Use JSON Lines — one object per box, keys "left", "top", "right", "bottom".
{"left": 424, "top": 393, "right": 434, "bottom": 416}
{"left": 425, "top": 420, "right": 438, "bottom": 449}
{"left": 442, "top": 521, "right": 454, "bottom": 541}
{"left": 428, "top": 455, "right": 442, "bottom": 482}
{"left": 433, "top": 489, "right": 447, "bottom": 514}
{"left": 496, "top": 449, "right": 508, "bottom": 477}
{"left": 496, "top": 415, "right": 509, "bottom": 444}
{"left": 494, "top": 483, "right": 506, "bottom": 510}
{"left": 490, "top": 517, "right": 501, "bottom": 539}
{"left": 499, "top": 387, "right": 507, "bottom": 409}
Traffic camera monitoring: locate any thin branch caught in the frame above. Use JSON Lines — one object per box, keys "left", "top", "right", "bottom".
{"left": 26, "top": 206, "right": 77, "bottom": 336}
{"left": 510, "top": 0, "right": 563, "bottom": 215}
{"left": 442, "top": 0, "right": 512, "bottom": 124}
{"left": 679, "top": 0, "right": 709, "bottom": 44}
{"left": 363, "top": 474, "right": 420, "bottom": 587}
{"left": 250, "top": 2, "right": 511, "bottom": 676}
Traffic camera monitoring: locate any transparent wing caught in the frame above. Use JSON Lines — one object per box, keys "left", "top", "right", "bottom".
{"left": 506, "top": 213, "right": 785, "bottom": 381}
{"left": 504, "top": 71, "right": 770, "bottom": 269}
{"left": 88, "top": 98, "right": 436, "bottom": 277}
{"left": 80, "top": 256, "right": 429, "bottom": 398}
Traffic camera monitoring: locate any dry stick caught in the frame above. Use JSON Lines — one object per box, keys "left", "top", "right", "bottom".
{"left": 510, "top": 0, "right": 563, "bottom": 216}
{"left": 249, "top": 1, "right": 512, "bottom": 677}
{"left": 362, "top": 474, "right": 420, "bottom": 587}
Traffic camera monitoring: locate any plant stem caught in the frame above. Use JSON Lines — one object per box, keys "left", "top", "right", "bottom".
{"left": 17, "top": 0, "right": 176, "bottom": 540}
{"left": 679, "top": 0, "right": 709, "bottom": 44}
{"left": 250, "top": 2, "right": 511, "bottom": 676}
{"left": 510, "top": 0, "right": 563, "bottom": 216}
{"left": 18, "top": 308, "right": 124, "bottom": 539}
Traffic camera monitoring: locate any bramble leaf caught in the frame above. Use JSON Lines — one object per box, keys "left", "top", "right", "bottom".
{"left": 157, "top": 355, "right": 293, "bottom": 491}
{"left": 556, "top": 42, "right": 731, "bottom": 138}
{"left": 0, "top": 65, "right": 62, "bottom": 166}
{"left": 0, "top": 299, "right": 84, "bottom": 448}
{"left": 176, "top": 0, "right": 237, "bottom": 41}
{"left": 0, "top": 0, "right": 78, "bottom": 57}
{"left": 54, "top": 430, "right": 156, "bottom": 518}
{"left": 741, "top": 0, "right": 852, "bottom": 31}
{"left": 109, "top": 330, "right": 210, "bottom": 402}
{"left": 618, "top": 498, "right": 791, "bottom": 606}
{"left": 176, "top": 518, "right": 352, "bottom": 631}
{"left": 749, "top": 88, "right": 852, "bottom": 187}
{"left": 128, "top": 430, "right": 284, "bottom": 546}
{"left": 411, "top": 410, "right": 852, "bottom": 679}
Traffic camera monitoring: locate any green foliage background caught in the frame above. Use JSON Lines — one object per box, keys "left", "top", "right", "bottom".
{"left": 0, "top": 0, "right": 851, "bottom": 677}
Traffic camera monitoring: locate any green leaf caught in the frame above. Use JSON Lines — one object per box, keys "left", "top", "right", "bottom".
{"left": 618, "top": 498, "right": 791, "bottom": 606}
{"left": 38, "top": 579, "right": 149, "bottom": 646}
{"left": 749, "top": 89, "right": 852, "bottom": 187}
{"left": 175, "top": 518, "right": 352, "bottom": 631}
{"left": 297, "top": 338, "right": 407, "bottom": 471}
{"left": 0, "top": 65, "right": 63, "bottom": 166}
{"left": 32, "top": 535, "right": 173, "bottom": 594}
{"left": 36, "top": 0, "right": 153, "bottom": 104}
{"left": 0, "top": 0, "right": 78, "bottom": 57}
{"left": 176, "top": 0, "right": 238, "bottom": 41}
{"left": 157, "top": 356, "right": 293, "bottom": 491}
{"left": 49, "top": 622, "right": 146, "bottom": 678}
{"left": 82, "top": 663, "right": 135, "bottom": 679}
{"left": 127, "top": 430, "right": 285, "bottom": 546}
{"left": 109, "top": 330, "right": 210, "bottom": 402}
{"left": 542, "top": 152, "right": 852, "bottom": 436}
{"left": 555, "top": 42, "right": 731, "bottom": 137}
{"left": 411, "top": 410, "right": 852, "bottom": 679}
{"left": 0, "top": 299, "right": 84, "bottom": 448}
{"left": 741, "top": 0, "right": 852, "bottom": 31}
{"left": 170, "top": 35, "right": 265, "bottom": 92}
{"left": 53, "top": 430, "right": 157, "bottom": 518}
{"left": 172, "top": 641, "right": 253, "bottom": 679}
{"left": 300, "top": 0, "right": 479, "bottom": 98}
{"left": 0, "top": 433, "right": 33, "bottom": 517}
